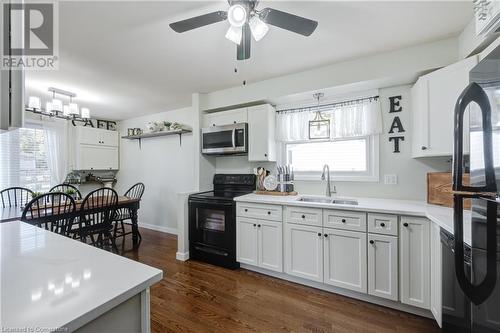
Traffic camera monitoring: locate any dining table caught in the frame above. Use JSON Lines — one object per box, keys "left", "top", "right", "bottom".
{"left": 0, "top": 196, "right": 142, "bottom": 247}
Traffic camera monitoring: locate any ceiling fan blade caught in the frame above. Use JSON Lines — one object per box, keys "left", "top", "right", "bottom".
{"left": 170, "top": 11, "right": 227, "bottom": 33}
{"left": 259, "top": 8, "right": 318, "bottom": 36}
{"left": 237, "top": 23, "right": 251, "bottom": 60}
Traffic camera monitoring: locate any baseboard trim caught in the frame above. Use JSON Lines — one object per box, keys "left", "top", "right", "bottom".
{"left": 176, "top": 251, "right": 189, "bottom": 261}
{"left": 138, "top": 222, "right": 178, "bottom": 236}
{"left": 240, "top": 264, "right": 434, "bottom": 320}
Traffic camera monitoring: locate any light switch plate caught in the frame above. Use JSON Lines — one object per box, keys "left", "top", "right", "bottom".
{"left": 384, "top": 174, "right": 398, "bottom": 185}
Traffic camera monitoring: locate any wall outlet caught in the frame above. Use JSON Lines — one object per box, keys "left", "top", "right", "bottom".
{"left": 384, "top": 174, "right": 398, "bottom": 185}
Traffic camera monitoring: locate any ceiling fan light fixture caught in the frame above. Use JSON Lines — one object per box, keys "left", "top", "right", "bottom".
{"left": 225, "top": 25, "right": 242, "bottom": 45}
{"left": 227, "top": 4, "right": 247, "bottom": 27}
{"left": 249, "top": 16, "right": 269, "bottom": 41}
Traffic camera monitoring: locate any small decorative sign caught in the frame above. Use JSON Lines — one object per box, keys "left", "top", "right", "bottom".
{"left": 71, "top": 118, "right": 117, "bottom": 131}
{"left": 388, "top": 95, "right": 405, "bottom": 153}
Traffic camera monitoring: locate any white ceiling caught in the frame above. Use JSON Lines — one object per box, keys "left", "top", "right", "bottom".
{"left": 25, "top": 1, "right": 473, "bottom": 120}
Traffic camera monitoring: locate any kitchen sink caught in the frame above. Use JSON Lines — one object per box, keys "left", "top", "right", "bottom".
{"left": 297, "top": 196, "right": 333, "bottom": 203}
{"left": 297, "top": 196, "right": 358, "bottom": 205}
{"left": 331, "top": 199, "right": 358, "bottom": 205}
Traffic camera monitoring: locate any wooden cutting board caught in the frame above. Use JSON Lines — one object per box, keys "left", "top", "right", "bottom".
{"left": 427, "top": 172, "right": 471, "bottom": 209}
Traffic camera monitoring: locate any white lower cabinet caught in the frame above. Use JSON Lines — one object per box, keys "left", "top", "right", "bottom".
{"left": 367, "top": 234, "right": 398, "bottom": 301}
{"left": 236, "top": 217, "right": 282, "bottom": 272}
{"left": 400, "top": 216, "right": 431, "bottom": 309}
{"left": 258, "top": 220, "right": 283, "bottom": 272}
{"left": 284, "top": 223, "right": 323, "bottom": 282}
{"left": 236, "top": 217, "right": 258, "bottom": 266}
{"left": 323, "top": 228, "right": 367, "bottom": 293}
{"left": 430, "top": 222, "right": 442, "bottom": 327}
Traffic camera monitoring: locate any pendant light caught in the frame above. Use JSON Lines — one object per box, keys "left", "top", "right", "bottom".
{"left": 28, "top": 96, "right": 41, "bottom": 110}
{"left": 80, "top": 107, "right": 90, "bottom": 119}
{"left": 309, "top": 92, "right": 330, "bottom": 139}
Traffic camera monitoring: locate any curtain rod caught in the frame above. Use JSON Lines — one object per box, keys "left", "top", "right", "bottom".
{"left": 276, "top": 95, "right": 379, "bottom": 114}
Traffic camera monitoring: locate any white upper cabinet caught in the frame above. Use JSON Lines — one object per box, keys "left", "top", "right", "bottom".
{"left": 76, "top": 126, "right": 119, "bottom": 147}
{"left": 73, "top": 126, "right": 119, "bottom": 170}
{"left": 323, "top": 228, "right": 367, "bottom": 293}
{"left": 411, "top": 56, "right": 478, "bottom": 158}
{"left": 203, "top": 108, "right": 248, "bottom": 127}
{"left": 248, "top": 104, "right": 276, "bottom": 162}
{"left": 400, "top": 216, "right": 431, "bottom": 309}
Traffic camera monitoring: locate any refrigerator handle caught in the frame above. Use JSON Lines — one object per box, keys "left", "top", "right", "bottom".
{"left": 454, "top": 196, "right": 498, "bottom": 305}
{"left": 453, "top": 82, "right": 497, "bottom": 194}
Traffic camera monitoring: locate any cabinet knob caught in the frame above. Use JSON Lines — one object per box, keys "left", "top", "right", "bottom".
{"left": 301, "top": 215, "right": 306, "bottom": 219}
{"left": 267, "top": 211, "right": 271, "bottom": 215}
{"left": 324, "top": 234, "right": 328, "bottom": 238}
{"left": 233, "top": 121, "right": 237, "bottom": 124}
{"left": 341, "top": 219, "right": 346, "bottom": 223}
{"left": 403, "top": 222, "right": 409, "bottom": 227}
{"left": 369, "top": 240, "right": 374, "bottom": 244}
{"left": 244, "top": 209, "right": 248, "bottom": 212}
{"left": 212, "top": 124, "right": 215, "bottom": 126}
{"left": 317, "top": 233, "right": 322, "bottom": 237}
{"left": 421, "top": 146, "right": 427, "bottom": 150}
{"left": 380, "top": 222, "right": 385, "bottom": 227}
{"left": 253, "top": 224, "right": 256, "bottom": 227}
{"left": 264, "top": 153, "right": 267, "bottom": 157}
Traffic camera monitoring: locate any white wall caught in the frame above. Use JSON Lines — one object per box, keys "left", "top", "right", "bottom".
{"left": 117, "top": 107, "right": 196, "bottom": 234}
{"left": 215, "top": 85, "right": 450, "bottom": 201}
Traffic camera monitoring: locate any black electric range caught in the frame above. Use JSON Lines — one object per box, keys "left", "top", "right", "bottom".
{"left": 188, "top": 174, "right": 255, "bottom": 269}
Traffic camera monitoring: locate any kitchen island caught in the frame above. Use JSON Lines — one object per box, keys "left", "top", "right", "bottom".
{"left": 0, "top": 221, "right": 162, "bottom": 332}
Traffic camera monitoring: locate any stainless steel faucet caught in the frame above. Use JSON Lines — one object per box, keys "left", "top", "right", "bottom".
{"left": 321, "top": 164, "right": 337, "bottom": 197}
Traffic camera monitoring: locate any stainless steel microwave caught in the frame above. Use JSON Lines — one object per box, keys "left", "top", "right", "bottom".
{"left": 201, "top": 123, "right": 248, "bottom": 155}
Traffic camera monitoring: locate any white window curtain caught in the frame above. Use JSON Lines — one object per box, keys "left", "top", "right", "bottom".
{"left": 42, "top": 120, "right": 69, "bottom": 185}
{"left": 276, "top": 97, "right": 382, "bottom": 142}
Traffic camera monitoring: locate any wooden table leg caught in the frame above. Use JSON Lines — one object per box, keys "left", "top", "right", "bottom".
{"left": 130, "top": 207, "right": 140, "bottom": 248}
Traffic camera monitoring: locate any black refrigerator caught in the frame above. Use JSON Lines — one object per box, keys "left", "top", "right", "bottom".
{"left": 444, "top": 44, "right": 500, "bottom": 332}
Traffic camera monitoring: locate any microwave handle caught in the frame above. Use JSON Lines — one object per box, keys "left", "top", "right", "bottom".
{"left": 232, "top": 129, "right": 236, "bottom": 148}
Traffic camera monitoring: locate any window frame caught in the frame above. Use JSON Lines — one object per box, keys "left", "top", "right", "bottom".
{"left": 278, "top": 135, "right": 380, "bottom": 182}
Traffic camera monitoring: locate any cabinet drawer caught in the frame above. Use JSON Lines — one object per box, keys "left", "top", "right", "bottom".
{"left": 323, "top": 210, "right": 367, "bottom": 232}
{"left": 284, "top": 206, "right": 322, "bottom": 226}
{"left": 367, "top": 213, "right": 398, "bottom": 236}
{"left": 237, "top": 203, "right": 282, "bottom": 221}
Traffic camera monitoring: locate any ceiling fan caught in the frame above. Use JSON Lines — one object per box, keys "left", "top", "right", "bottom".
{"left": 169, "top": 0, "right": 318, "bottom": 60}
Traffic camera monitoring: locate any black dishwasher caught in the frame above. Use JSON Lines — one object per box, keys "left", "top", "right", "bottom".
{"left": 441, "top": 228, "right": 472, "bottom": 333}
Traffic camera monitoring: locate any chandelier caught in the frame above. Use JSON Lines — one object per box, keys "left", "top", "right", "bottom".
{"left": 26, "top": 87, "right": 91, "bottom": 120}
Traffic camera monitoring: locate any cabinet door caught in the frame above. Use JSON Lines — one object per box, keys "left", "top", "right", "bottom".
{"left": 236, "top": 217, "right": 258, "bottom": 266}
{"left": 248, "top": 104, "right": 276, "bottom": 162}
{"left": 205, "top": 108, "right": 248, "bottom": 127}
{"left": 257, "top": 220, "right": 283, "bottom": 272}
{"left": 430, "top": 222, "right": 442, "bottom": 327}
{"left": 400, "top": 216, "right": 430, "bottom": 309}
{"left": 284, "top": 223, "right": 323, "bottom": 282}
{"left": 323, "top": 228, "right": 367, "bottom": 293}
{"left": 100, "top": 130, "right": 119, "bottom": 147}
{"left": 78, "top": 145, "right": 119, "bottom": 170}
{"left": 76, "top": 126, "right": 100, "bottom": 145}
{"left": 368, "top": 234, "right": 398, "bottom": 301}
{"left": 411, "top": 77, "right": 429, "bottom": 158}
{"left": 427, "top": 56, "right": 477, "bottom": 156}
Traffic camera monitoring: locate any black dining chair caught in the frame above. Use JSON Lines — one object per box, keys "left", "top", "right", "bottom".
{"left": 0, "top": 187, "right": 34, "bottom": 207}
{"left": 74, "top": 188, "right": 119, "bottom": 252}
{"left": 113, "top": 183, "right": 145, "bottom": 246}
{"left": 21, "top": 192, "right": 76, "bottom": 236}
{"left": 49, "top": 184, "right": 82, "bottom": 200}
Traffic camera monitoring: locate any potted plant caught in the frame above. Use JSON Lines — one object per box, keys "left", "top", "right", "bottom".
{"left": 65, "top": 189, "right": 78, "bottom": 200}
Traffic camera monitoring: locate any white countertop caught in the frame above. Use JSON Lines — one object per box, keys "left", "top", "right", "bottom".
{"left": 0, "top": 222, "right": 163, "bottom": 332}
{"left": 234, "top": 193, "right": 472, "bottom": 245}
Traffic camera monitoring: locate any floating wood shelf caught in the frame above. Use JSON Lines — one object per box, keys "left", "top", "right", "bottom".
{"left": 121, "top": 129, "right": 192, "bottom": 148}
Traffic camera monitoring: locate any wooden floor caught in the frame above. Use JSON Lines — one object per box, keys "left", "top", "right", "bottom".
{"left": 122, "top": 228, "right": 440, "bottom": 333}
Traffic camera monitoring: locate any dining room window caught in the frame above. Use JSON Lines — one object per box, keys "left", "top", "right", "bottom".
{"left": 0, "top": 126, "right": 52, "bottom": 192}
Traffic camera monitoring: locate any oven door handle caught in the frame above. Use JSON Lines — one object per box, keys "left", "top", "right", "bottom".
{"left": 232, "top": 129, "right": 236, "bottom": 148}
